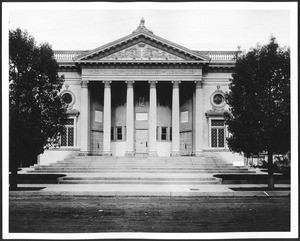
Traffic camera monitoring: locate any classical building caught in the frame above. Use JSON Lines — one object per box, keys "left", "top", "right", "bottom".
{"left": 39, "top": 19, "right": 244, "bottom": 166}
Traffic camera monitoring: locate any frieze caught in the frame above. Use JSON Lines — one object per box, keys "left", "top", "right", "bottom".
{"left": 102, "top": 43, "right": 184, "bottom": 61}
{"left": 143, "top": 46, "right": 182, "bottom": 60}
{"left": 83, "top": 68, "right": 200, "bottom": 76}
{"left": 104, "top": 46, "right": 141, "bottom": 60}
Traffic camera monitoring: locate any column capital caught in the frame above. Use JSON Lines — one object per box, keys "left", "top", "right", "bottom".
{"left": 103, "top": 80, "right": 112, "bottom": 88}
{"left": 172, "top": 81, "right": 181, "bottom": 88}
{"left": 195, "top": 79, "right": 204, "bottom": 89}
{"left": 125, "top": 80, "right": 135, "bottom": 88}
{"left": 81, "top": 80, "right": 89, "bottom": 88}
{"left": 148, "top": 80, "right": 158, "bottom": 88}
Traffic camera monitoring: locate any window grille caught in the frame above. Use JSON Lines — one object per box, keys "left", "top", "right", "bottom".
{"left": 161, "top": 127, "right": 167, "bottom": 140}
{"left": 116, "top": 127, "right": 123, "bottom": 140}
{"left": 211, "top": 120, "right": 225, "bottom": 148}
{"left": 60, "top": 118, "right": 75, "bottom": 147}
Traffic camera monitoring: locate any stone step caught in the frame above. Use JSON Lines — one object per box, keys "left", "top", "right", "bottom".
{"left": 48, "top": 164, "right": 237, "bottom": 169}
{"left": 57, "top": 179, "right": 221, "bottom": 184}
{"left": 30, "top": 155, "right": 254, "bottom": 178}
{"left": 60, "top": 176, "right": 217, "bottom": 181}
{"left": 28, "top": 169, "right": 254, "bottom": 173}
{"left": 35, "top": 167, "right": 248, "bottom": 172}
{"left": 55, "top": 160, "right": 227, "bottom": 163}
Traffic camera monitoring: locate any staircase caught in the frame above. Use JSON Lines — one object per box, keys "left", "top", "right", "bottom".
{"left": 28, "top": 155, "right": 255, "bottom": 185}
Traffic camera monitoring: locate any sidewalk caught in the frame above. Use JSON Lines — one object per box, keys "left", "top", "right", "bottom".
{"left": 9, "top": 183, "right": 290, "bottom": 197}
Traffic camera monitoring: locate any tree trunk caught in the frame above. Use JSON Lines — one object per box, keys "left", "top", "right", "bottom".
{"left": 10, "top": 167, "right": 18, "bottom": 190}
{"left": 268, "top": 150, "right": 274, "bottom": 190}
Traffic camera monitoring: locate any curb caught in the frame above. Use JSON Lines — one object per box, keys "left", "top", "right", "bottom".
{"left": 9, "top": 190, "right": 290, "bottom": 197}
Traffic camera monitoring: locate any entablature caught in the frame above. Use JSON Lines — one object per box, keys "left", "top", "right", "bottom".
{"left": 80, "top": 66, "right": 203, "bottom": 82}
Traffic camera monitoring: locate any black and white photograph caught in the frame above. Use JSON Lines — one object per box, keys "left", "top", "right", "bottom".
{"left": 2, "top": 1, "right": 298, "bottom": 240}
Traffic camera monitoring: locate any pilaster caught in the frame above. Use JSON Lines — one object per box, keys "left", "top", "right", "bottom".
{"left": 171, "top": 81, "right": 181, "bottom": 156}
{"left": 79, "top": 80, "right": 90, "bottom": 155}
{"left": 148, "top": 80, "right": 158, "bottom": 157}
{"left": 125, "top": 81, "right": 135, "bottom": 157}
{"left": 102, "top": 80, "right": 112, "bottom": 156}
{"left": 194, "top": 78, "right": 204, "bottom": 156}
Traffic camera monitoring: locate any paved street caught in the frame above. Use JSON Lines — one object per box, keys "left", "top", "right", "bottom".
{"left": 9, "top": 196, "right": 290, "bottom": 233}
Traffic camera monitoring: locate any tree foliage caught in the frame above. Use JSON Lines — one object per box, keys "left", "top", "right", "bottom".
{"left": 225, "top": 37, "right": 290, "bottom": 189}
{"left": 9, "top": 28, "right": 66, "bottom": 171}
{"left": 225, "top": 37, "right": 290, "bottom": 157}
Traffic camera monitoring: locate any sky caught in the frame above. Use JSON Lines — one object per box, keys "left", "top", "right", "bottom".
{"left": 6, "top": 2, "right": 292, "bottom": 52}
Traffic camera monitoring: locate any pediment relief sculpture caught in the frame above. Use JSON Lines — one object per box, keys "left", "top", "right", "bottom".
{"left": 102, "top": 43, "right": 185, "bottom": 61}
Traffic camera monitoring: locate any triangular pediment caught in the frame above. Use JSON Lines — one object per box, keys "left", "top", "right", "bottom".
{"left": 75, "top": 22, "right": 210, "bottom": 63}
{"left": 94, "top": 42, "right": 186, "bottom": 61}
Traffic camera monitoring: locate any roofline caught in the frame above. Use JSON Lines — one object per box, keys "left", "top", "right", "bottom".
{"left": 75, "top": 60, "right": 209, "bottom": 64}
{"left": 75, "top": 29, "right": 211, "bottom": 61}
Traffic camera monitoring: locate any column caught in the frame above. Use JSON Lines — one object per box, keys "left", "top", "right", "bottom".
{"left": 79, "top": 80, "right": 90, "bottom": 155}
{"left": 148, "top": 80, "right": 158, "bottom": 156}
{"left": 194, "top": 79, "right": 204, "bottom": 156}
{"left": 102, "top": 81, "right": 111, "bottom": 156}
{"left": 171, "top": 81, "right": 180, "bottom": 156}
{"left": 125, "top": 81, "right": 135, "bottom": 157}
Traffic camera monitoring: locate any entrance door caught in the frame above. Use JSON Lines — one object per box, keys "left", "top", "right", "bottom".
{"left": 135, "top": 129, "right": 148, "bottom": 154}
{"left": 91, "top": 131, "right": 103, "bottom": 155}
{"left": 180, "top": 131, "right": 193, "bottom": 156}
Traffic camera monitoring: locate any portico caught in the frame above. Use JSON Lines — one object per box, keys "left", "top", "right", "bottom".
{"left": 79, "top": 66, "right": 204, "bottom": 157}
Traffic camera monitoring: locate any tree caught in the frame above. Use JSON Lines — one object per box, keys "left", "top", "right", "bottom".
{"left": 225, "top": 37, "right": 290, "bottom": 190}
{"left": 9, "top": 28, "right": 66, "bottom": 190}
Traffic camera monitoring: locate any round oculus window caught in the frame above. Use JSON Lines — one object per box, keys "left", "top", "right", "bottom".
{"left": 213, "top": 94, "right": 224, "bottom": 105}
{"left": 61, "top": 93, "right": 73, "bottom": 104}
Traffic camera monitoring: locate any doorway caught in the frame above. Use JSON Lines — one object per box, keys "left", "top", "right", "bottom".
{"left": 180, "top": 131, "right": 193, "bottom": 156}
{"left": 135, "top": 129, "right": 148, "bottom": 154}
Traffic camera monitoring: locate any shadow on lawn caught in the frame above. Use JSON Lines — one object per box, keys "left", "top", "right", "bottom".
{"left": 10, "top": 187, "right": 46, "bottom": 191}
{"left": 214, "top": 173, "right": 290, "bottom": 184}
{"left": 230, "top": 187, "right": 290, "bottom": 191}
{"left": 10, "top": 174, "right": 66, "bottom": 184}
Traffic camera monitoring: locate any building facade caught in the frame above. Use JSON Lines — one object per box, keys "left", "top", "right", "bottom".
{"left": 39, "top": 19, "right": 244, "bottom": 165}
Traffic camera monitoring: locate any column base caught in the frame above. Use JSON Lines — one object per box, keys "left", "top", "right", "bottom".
{"left": 148, "top": 151, "right": 158, "bottom": 157}
{"left": 78, "top": 151, "right": 91, "bottom": 156}
{"left": 102, "top": 151, "right": 112, "bottom": 156}
{"left": 170, "top": 151, "right": 181, "bottom": 157}
{"left": 125, "top": 151, "right": 135, "bottom": 157}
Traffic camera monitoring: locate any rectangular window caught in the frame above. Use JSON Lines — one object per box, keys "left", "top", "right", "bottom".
{"left": 211, "top": 120, "right": 225, "bottom": 148}
{"left": 111, "top": 127, "right": 114, "bottom": 141}
{"left": 116, "top": 126, "right": 122, "bottom": 140}
{"left": 60, "top": 119, "right": 75, "bottom": 147}
{"left": 169, "top": 127, "right": 172, "bottom": 141}
{"left": 161, "top": 127, "right": 167, "bottom": 141}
